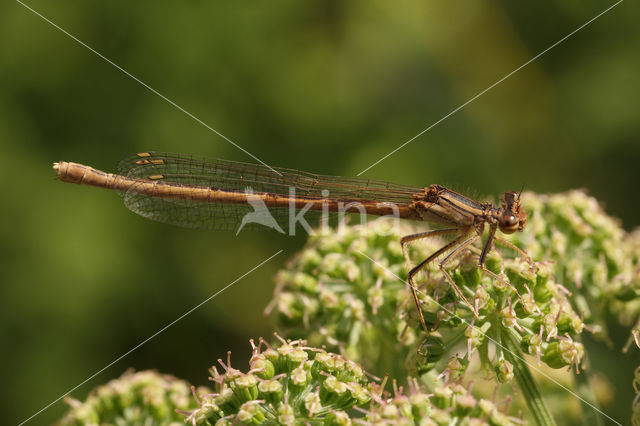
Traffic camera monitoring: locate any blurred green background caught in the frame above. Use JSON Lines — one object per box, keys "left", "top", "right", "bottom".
{"left": 2, "top": 1, "right": 639, "bottom": 424}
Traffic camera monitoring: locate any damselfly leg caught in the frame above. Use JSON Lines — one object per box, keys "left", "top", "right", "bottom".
{"left": 402, "top": 225, "right": 532, "bottom": 334}
{"left": 493, "top": 236, "right": 535, "bottom": 269}
{"left": 401, "top": 228, "right": 477, "bottom": 333}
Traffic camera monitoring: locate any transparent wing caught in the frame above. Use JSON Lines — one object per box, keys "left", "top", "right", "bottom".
{"left": 117, "top": 152, "right": 421, "bottom": 232}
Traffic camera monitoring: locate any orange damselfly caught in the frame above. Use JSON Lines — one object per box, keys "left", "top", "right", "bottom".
{"left": 53, "top": 151, "right": 529, "bottom": 332}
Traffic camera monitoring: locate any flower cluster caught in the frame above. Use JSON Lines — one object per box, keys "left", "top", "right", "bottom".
{"left": 267, "top": 220, "right": 441, "bottom": 379}
{"left": 270, "top": 215, "right": 587, "bottom": 381}
{"left": 58, "top": 338, "right": 518, "bottom": 425}
{"left": 364, "top": 378, "right": 517, "bottom": 425}
{"left": 185, "top": 335, "right": 371, "bottom": 425}
{"left": 414, "top": 247, "right": 586, "bottom": 375}
{"left": 58, "top": 370, "right": 205, "bottom": 425}
{"left": 183, "top": 336, "right": 518, "bottom": 425}
{"left": 508, "top": 190, "right": 640, "bottom": 339}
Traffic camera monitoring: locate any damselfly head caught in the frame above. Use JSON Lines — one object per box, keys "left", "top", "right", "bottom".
{"left": 498, "top": 191, "right": 527, "bottom": 234}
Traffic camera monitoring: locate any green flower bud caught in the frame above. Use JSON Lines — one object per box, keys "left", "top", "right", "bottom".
{"left": 542, "top": 339, "right": 584, "bottom": 370}
{"left": 277, "top": 403, "right": 295, "bottom": 424}
{"left": 257, "top": 379, "right": 283, "bottom": 405}
{"left": 304, "top": 391, "right": 323, "bottom": 417}
{"left": 432, "top": 385, "right": 454, "bottom": 409}
{"left": 494, "top": 359, "right": 514, "bottom": 383}
{"left": 324, "top": 410, "right": 352, "bottom": 425}
{"left": 249, "top": 355, "right": 275, "bottom": 380}
{"left": 236, "top": 401, "right": 265, "bottom": 424}
{"left": 453, "top": 393, "right": 477, "bottom": 416}
{"left": 474, "top": 286, "right": 494, "bottom": 315}
{"left": 320, "top": 375, "right": 349, "bottom": 405}
{"left": 416, "top": 334, "right": 445, "bottom": 374}
{"left": 230, "top": 374, "right": 258, "bottom": 402}
{"left": 289, "top": 365, "right": 309, "bottom": 388}
{"left": 446, "top": 355, "right": 468, "bottom": 382}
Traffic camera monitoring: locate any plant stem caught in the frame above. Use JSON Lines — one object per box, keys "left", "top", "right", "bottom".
{"left": 502, "top": 330, "right": 556, "bottom": 426}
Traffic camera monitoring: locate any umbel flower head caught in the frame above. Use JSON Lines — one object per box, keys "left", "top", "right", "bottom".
{"left": 269, "top": 213, "right": 588, "bottom": 382}
{"left": 508, "top": 190, "right": 640, "bottom": 340}
{"left": 58, "top": 370, "right": 205, "bottom": 425}
{"left": 266, "top": 220, "right": 440, "bottom": 379}
{"left": 184, "top": 334, "right": 371, "bottom": 425}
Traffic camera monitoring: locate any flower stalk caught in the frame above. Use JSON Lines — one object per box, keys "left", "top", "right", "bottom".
{"left": 503, "top": 328, "right": 556, "bottom": 426}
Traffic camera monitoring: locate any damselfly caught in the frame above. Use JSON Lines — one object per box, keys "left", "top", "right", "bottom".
{"left": 53, "top": 152, "right": 530, "bottom": 332}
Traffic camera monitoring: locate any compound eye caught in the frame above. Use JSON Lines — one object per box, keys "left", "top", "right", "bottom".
{"left": 499, "top": 214, "right": 519, "bottom": 234}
